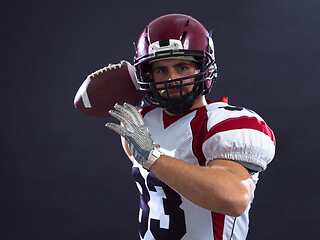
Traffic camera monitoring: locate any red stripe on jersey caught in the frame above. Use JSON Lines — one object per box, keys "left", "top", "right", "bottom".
{"left": 163, "top": 111, "right": 186, "bottom": 129}
{"left": 217, "top": 97, "right": 228, "bottom": 103}
{"left": 212, "top": 212, "right": 225, "bottom": 240}
{"left": 205, "top": 116, "right": 276, "bottom": 145}
{"left": 206, "top": 97, "right": 228, "bottom": 104}
{"left": 190, "top": 106, "right": 225, "bottom": 239}
{"left": 190, "top": 106, "right": 208, "bottom": 166}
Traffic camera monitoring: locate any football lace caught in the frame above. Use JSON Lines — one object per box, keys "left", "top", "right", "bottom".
{"left": 89, "top": 63, "right": 122, "bottom": 78}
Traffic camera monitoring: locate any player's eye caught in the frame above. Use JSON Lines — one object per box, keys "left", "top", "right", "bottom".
{"left": 155, "top": 67, "right": 166, "bottom": 74}
{"left": 177, "top": 65, "right": 188, "bottom": 71}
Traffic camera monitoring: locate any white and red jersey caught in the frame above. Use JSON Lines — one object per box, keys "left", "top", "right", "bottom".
{"left": 132, "top": 98, "right": 276, "bottom": 240}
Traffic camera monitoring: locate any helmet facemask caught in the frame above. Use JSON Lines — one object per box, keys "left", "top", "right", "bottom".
{"left": 135, "top": 48, "right": 217, "bottom": 114}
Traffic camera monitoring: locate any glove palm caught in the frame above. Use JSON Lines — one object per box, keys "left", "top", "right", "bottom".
{"left": 106, "top": 103, "right": 162, "bottom": 170}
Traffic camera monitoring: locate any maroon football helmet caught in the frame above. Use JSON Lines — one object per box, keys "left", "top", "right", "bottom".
{"left": 134, "top": 14, "right": 217, "bottom": 114}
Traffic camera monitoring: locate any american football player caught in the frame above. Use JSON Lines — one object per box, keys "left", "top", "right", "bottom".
{"left": 106, "top": 13, "right": 275, "bottom": 239}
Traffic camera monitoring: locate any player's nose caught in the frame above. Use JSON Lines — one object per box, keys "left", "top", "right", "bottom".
{"left": 167, "top": 69, "right": 179, "bottom": 80}
{"left": 167, "top": 70, "right": 180, "bottom": 85}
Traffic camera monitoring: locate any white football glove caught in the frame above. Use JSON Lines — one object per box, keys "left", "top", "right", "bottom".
{"left": 105, "top": 103, "right": 163, "bottom": 170}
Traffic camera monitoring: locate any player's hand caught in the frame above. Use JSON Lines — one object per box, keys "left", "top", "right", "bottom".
{"left": 105, "top": 103, "right": 163, "bottom": 170}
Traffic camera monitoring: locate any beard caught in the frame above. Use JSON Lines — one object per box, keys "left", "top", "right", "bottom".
{"left": 156, "top": 87, "right": 198, "bottom": 114}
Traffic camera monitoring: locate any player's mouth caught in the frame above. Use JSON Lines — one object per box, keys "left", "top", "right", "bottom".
{"left": 159, "top": 87, "right": 188, "bottom": 99}
{"left": 167, "top": 89, "right": 182, "bottom": 96}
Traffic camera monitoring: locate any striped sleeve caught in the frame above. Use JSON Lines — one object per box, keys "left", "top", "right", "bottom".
{"left": 202, "top": 114, "right": 276, "bottom": 172}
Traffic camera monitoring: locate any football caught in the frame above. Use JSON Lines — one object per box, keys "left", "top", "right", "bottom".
{"left": 74, "top": 60, "right": 143, "bottom": 118}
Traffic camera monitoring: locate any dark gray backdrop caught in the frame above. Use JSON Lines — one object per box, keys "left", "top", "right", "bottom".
{"left": 1, "top": 0, "right": 319, "bottom": 239}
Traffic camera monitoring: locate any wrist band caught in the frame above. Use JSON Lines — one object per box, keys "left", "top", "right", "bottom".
{"left": 143, "top": 147, "right": 163, "bottom": 170}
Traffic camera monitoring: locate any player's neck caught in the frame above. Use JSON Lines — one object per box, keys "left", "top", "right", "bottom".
{"left": 164, "top": 96, "right": 207, "bottom": 117}
{"left": 192, "top": 95, "right": 207, "bottom": 109}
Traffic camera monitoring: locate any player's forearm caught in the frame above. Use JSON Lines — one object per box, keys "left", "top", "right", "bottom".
{"left": 149, "top": 155, "right": 252, "bottom": 217}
